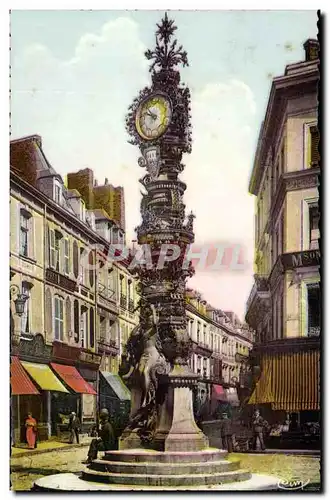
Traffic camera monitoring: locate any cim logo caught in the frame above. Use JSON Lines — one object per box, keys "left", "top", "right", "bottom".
{"left": 277, "top": 478, "right": 310, "bottom": 491}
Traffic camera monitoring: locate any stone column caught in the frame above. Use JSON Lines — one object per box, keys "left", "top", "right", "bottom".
{"left": 154, "top": 365, "right": 209, "bottom": 452}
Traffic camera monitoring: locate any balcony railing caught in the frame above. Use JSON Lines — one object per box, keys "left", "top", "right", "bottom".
{"left": 98, "top": 337, "right": 119, "bottom": 350}
{"left": 246, "top": 274, "right": 269, "bottom": 313}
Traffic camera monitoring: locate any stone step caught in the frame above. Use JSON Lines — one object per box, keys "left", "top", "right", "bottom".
{"left": 103, "top": 448, "right": 227, "bottom": 463}
{"left": 89, "top": 458, "right": 240, "bottom": 475}
{"left": 81, "top": 468, "right": 252, "bottom": 487}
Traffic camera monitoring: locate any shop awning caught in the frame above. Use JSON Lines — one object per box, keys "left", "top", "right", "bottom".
{"left": 101, "top": 372, "right": 131, "bottom": 401}
{"left": 50, "top": 363, "right": 97, "bottom": 395}
{"left": 10, "top": 357, "right": 40, "bottom": 395}
{"left": 226, "top": 388, "right": 240, "bottom": 407}
{"left": 248, "top": 351, "right": 320, "bottom": 412}
{"left": 21, "top": 361, "right": 69, "bottom": 393}
{"left": 212, "top": 384, "right": 227, "bottom": 401}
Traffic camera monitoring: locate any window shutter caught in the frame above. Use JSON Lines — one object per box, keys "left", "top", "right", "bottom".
{"left": 74, "top": 299, "right": 79, "bottom": 343}
{"left": 89, "top": 251, "right": 94, "bottom": 288}
{"left": 310, "top": 126, "right": 320, "bottom": 167}
{"left": 45, "top": 288, "right": 52, "bottom": 341}
{"left": 49, "top": 228, "right": 56, "bottom": 269}
{"left": 89, "top": 307, "right": 95, "bottom": 349}
{"left": 73, "top": 241, "right": 79, "bottom": 279}
{"left": 29, "top": 216, "right": 35, "bottom": 261}
{"left": 65, "top": 297, "right": 72, "bottom": 342}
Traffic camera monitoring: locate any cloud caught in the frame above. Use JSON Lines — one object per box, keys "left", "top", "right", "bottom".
{"left": 10, "top": 16, "right": 256, "bottom": 320}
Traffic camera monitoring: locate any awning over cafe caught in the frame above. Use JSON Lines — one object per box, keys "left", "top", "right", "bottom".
{"left": 21, "top": 361, "right": 69, "bottom": 393}
{"left": 50, "top": 363, "right": 96, "bottom": 395}
{"left": 248, "top": 351, "right": 320, "bottom": 412}
{"left": 10, "top": 356, "right": 40, "bottom": 395}
{"left": 225, "top": 387, "right": 240, "bottom": 407}
{"left": 212, "top": 384, "right": 227, "bottom": 401}
{"left": 101, "top": 372, "right": 131, "bottom": 401}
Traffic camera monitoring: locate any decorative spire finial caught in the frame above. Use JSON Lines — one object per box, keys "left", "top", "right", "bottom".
{"left": 144, "top": 13, "right": 189, "bottom": 73}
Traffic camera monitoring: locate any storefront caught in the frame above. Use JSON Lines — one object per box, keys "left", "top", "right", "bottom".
{"left": 51, "top": 341, "right": 99, "bottom": 434}
{"left": 76, "top": 349, "right": 101, "bottom": 433}
{"left": 11, "top": 334, "right": 68, "bottom": 442}
{"left": 99, "top": 371, "right": 131, "bottom": 437}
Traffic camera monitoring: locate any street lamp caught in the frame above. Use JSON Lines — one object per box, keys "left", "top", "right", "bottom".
{"left": 10, "top": 284, "right": 29, "bottom": 317}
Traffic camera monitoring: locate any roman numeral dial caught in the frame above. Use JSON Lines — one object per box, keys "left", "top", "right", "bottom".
{"left": 136, "top": 94, "right": 172, "bottom": 140}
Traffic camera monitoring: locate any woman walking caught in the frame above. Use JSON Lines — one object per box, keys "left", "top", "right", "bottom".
{"left": 25, "top": 412, "right": 37, "bottom": 449}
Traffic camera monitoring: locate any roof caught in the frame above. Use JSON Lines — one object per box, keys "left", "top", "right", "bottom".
{"left": 248, "top": 55, "right": 319, "bottom": 195}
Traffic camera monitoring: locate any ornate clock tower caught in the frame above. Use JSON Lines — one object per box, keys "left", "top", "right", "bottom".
{"left": 122, "top": 13, "right": 208, "bottom": 452}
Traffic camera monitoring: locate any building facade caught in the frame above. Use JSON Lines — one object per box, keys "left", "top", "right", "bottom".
{"left": 10, "top": 135, "right": 134, "bottom": 442}
{"left": 245, "top": 39, "right": 320, "bottom": 426}
{"left": 186, "top": 289, "right": 254, "bottom": 417}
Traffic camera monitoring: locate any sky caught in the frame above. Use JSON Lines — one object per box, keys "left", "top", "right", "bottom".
{"left": 10, "top": 10, "right": 318, "bottom": 320}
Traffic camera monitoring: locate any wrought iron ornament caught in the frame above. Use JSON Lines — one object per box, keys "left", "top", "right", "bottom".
{"left": 121, "top": 13, "right": 196, "bottom": 441}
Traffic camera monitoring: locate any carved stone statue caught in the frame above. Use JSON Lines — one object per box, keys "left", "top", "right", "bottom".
{"left": 119, "top": 304, "right": 170, "bottom": 443}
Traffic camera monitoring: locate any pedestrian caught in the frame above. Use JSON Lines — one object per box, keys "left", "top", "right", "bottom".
{"left": 25, "top": 412, "right": 37, "bottom": 449}
{"left": 68, "top": 411, "right": 80, "bottom": 444}
{"left": 220, "top": 412, "right": 233, "bottom": 453}
{"left": 84, "top": 408, "right": 115, "bottom": 464}
{"left": 252, "top": 409, "right": 268, "bottom": 451}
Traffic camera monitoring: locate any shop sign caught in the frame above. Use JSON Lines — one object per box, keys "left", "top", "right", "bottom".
{"left": 79, "top": 350, "right": 102, "bottom": 366}
{"left": 282, "top": 250, "right": 320, "bottom": 270}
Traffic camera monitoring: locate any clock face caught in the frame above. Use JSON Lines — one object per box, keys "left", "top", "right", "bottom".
{"left": 136, "top": 94, "right": 172, "bottom": 140}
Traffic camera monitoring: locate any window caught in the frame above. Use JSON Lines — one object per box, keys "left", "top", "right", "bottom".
{"left": 73, "top": 241, "right": 79, "bottom": 279}
{"left": 65, "top": 297, "right": 71, "bottom": 339}
{"left": 307, "top": 284, "right": 320, "bottom": 336}
{"left": 64, "top": 239, "right": 70, "bottom": 275}
{"left": 54, "top": 296, "right": 64, "bottom": 341}
{"left": 89, "top": 308, "right": 95, "bottom": 348}
{"left": 21, "top": 282, "right": 32, "bottom": 334}
{"left": 54, "top": 183, "right": 62, "bottom": 205}
{"left": 309, "top": 205, "right": 320, "bottom": 250}
{"left": 79, "top": 248, "right": 85, "bottom": 285}
{"left": 197, "top": 322, "right": 200, "bottom": 344}
{"left": 80, "top": 201, "right": 86, "bottom": 222}
{"left": 49, "top": 229, "right": 62, "bottom": 271}
{"left": 310, "top": 126, "right": 320, "bottom": 167}
{"left": 74, "top": 299, "right": 79, "bottom": 343}
{"left": 80, "top": 306, "right": 88, "bottom": 348}
{"left": 89, "top": 251, "right": 94, "bottom": 288}
{"left": 20, "top": 210, "right": 31, "bottom": 257}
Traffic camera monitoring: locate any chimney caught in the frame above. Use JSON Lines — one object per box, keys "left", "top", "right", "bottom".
{"left": 105, "top": 178, "right": 109, "bottom": 185}
{"left": 303, "top": 39, "right": 319, "bottom": 62}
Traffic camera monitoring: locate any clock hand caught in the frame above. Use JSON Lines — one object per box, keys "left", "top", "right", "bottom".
{"left": 146, "top": 110, "right": 157, "bottom": 120}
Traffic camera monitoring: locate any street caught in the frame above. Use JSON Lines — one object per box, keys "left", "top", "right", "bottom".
{"left": 10, "top": 446, "right": 88, "bottom": 491}
{"left": 10, "top": 446, "right": 321, "bottom": 491}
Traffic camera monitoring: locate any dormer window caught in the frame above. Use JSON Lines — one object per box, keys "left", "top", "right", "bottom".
{"left": 80, "top": 201, "right": 86, "bottom": 222}
{"left": 54, "top": 181, "right": 62, "bottom": 205}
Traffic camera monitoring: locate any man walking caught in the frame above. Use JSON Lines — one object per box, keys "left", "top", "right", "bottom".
{"left": 220, "top": 412, "right": 233, "bottom": 452}
{"left": 252, "top": 409, "right": 268, "bottom": 451}
{"left": 68, "top": 412, "right": 80, "bottom": 444}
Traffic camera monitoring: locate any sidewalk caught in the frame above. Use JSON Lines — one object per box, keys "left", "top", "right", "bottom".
{"left": 11, "top": 435, "right": 93, "bottom": 458}
{"left": 245, "top": 449, "right": 320, "bottom": 457}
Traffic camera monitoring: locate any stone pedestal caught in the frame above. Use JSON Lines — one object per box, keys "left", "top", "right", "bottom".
{"left": 154, "top": 364, "right": 209, "bottom": 452}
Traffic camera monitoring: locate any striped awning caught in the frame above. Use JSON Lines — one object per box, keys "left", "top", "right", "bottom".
{"left": 10, "top": 357, "right": 40, "bottom": 395}
{"left": 50, "top": 363, "right": 96, "bottom": 395}
{"left": 21, "top": 361, "right": 69, "bottom": 393}
{"left": 248, "top": 351, "right": 320, "bottom": 412}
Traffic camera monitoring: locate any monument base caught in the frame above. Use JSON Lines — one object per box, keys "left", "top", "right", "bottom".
{"left": 32, "top": 448, "right": 281, "bottom": 491}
